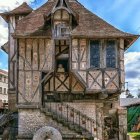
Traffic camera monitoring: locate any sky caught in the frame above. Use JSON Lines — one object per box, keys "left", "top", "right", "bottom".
{"left": 0, "top": 0, "right": 140, "bottom": 97}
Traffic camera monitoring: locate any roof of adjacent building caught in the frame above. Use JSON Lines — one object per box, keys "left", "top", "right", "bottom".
{"left": 1, "top": 42, "right": 9, "bottom": 54}
{"left": 0, "top": 2, "right": 33, "bottom": 22}
{"left": 0, "top": 69, "right": 8, "bottom": 77}
{"left": 120, "top": 98, "right": 140, "bottom": 107}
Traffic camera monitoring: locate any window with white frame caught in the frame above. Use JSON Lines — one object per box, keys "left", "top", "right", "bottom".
{"left": 53, "top": 10, "right": 70, "bottom": 37}
{"left": 4, "top": 88, "right": 6, "bottom": 94}
{"left": 4, "top": 77, "right": 6, "bottom": 83}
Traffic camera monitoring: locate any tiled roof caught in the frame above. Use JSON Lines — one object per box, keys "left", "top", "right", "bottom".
{"left": 3, "top": 2, "right": 32, "bottom": 15}
{"left": 0, "top": 69, "right": 8, "bottom": 76}
{"left": 14, "top": 0, "right": 138, "bottom": 39}
{"left": 69, "top": 1, "right": 137, "bottom": 38}
{"left": 120, "top": 98, "right": 140, "bottom": 107}
{"left": 15, "top": 1, "right": 55, "bottom": 36}
{"left": 1, "top": 42, "right": 9, "bottom": 54}
{"left": 0, "top": 2, "right": 32, "bottom": 22}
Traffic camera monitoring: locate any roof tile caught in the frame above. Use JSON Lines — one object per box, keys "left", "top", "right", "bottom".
{"left": 14, "top": 0, "right": 137, "bottom": 38}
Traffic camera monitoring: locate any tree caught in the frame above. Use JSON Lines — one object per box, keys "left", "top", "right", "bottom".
{"left": 137, "top": 89, "right": 140, "bottom": 98}
{"left": 126, "top": 92, "right": 134, "bottom": 98}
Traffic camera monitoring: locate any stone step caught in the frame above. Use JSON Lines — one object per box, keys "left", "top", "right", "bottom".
{"left": 57, "top": 117, "right": 65, "bottom": 123}
{"left": 41, "top": 107, "right": 95, "bottom": 139}
{"left": 52, "top": 114, "right": 58, "bottom": 120}
{"left": 62, "top": 133, "right": 93, "bottom": 140}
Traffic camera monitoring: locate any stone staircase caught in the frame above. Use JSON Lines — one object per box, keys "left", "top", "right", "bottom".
{"left": 42, "top": 102, "right": 98, "bottom": 140}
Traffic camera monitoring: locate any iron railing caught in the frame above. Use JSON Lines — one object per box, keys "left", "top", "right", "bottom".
{"left": 45, "top": 102, "right": 98, "bottom": 138}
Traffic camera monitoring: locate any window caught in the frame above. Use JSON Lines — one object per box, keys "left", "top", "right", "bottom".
{"left": 4, "top": 88, "right": 6, "bottom": 94}
{"left": 53, "top": 10, "right": 70, "bottom": 37}
{"left": 106, "top": 40, "right": 116, "bottom": 68}
{"left": 4, "top": 77, "right": 6, "bottom": 83}
{"left": 0, "top": 75, "right": 2, "bottom": 81}
{"left": 55, "top": 40, "right": 69, "bottom": 72}
{"left": 0, "top": 87, "right": 2, "bottom": 93}
{"left": 55, "top": 23, "right": 69, "bottom": 37}
{"left": 90, "top": 40, "right": 100, "bottom": 68}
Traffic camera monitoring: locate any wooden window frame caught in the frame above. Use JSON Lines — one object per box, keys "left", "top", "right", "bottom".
{"left": 88, "top": 39, "right": 118, "bottom": 69}
{"left": 105, "top": 39, "right": 118, "bottom": 69}
{"left": 88, "top": 40, "right": 102, "bottom": 69}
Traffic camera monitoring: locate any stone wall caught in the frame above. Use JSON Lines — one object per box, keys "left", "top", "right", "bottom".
{"left": 17, "top": 101, "right": 123, "bottom": 140}
{"left": 18, "top": 108, "right": 78, "bottom": 139}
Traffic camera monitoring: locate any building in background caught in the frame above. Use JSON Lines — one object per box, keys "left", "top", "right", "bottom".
{"left": 0, "top": 69, "right": 8, "bottom": 109}
{"left": 120, "top": 98, "right": 140, "bottom": 139}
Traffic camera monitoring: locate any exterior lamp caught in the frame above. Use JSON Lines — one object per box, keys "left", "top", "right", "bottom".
{"left": 125, "top": 82, "right": 130, "bottom": 95}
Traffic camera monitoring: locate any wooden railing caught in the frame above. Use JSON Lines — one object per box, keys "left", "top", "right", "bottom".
{"left": 45, "top": 102, "right": 98, "bottom": 138}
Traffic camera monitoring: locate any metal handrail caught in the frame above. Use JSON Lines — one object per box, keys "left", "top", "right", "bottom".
{"left": 62, "top": 103, "right": 98, "bottom": 126}
{"left": 45, "top": 102, "right": 99, "bottom": 137}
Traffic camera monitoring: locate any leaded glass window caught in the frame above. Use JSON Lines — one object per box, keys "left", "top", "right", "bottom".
{"left": 90, "top": 40, "right": 100, "bottom": 68}
{"left": 106, "top": 40, "right": 116, "bottom": 68}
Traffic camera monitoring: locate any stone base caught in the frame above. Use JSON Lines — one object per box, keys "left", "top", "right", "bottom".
{"left": 8, "top": 90, "right": 17, "bottom": 112}
{"left": 17, "top": 101, "right": 125, "bottom": 140}
{"left": 16, "top": 135, "right": 31, "bottom": 140}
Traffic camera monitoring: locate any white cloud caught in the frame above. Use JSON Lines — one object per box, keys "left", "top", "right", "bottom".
{"left": 0, "top": 24, "right": 8, "bottom": 46}
{"left": 1, "top": 69, "right": 8, "bottom": 72}
{"left": 0, "top": 0, "right": 36, "bottom": 47}
{"left": 0, "top": 0, "right": 35, "bottom": 12}
{"left": 124, "top": 52, "right": 140, "bottom": 97}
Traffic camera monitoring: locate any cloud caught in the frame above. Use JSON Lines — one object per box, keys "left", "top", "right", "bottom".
{"left": 0, "top": 0, "right": 36, "bottom": 47}
{"left": 124, "top": 52, "right": 140, "bottom": 97}
{"left": 0, "top": 24, "right": 8, "bottom": 46}
{"left": 0, "top": 0, "right": 35, "bottom": 12}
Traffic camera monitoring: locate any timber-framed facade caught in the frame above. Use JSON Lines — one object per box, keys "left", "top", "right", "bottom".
{"left": 1, "top": 0, "right": 139, "bottom": 139}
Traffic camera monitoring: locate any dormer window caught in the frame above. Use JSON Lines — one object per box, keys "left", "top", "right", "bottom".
{"left": 53, "top": 9, "right": 70, "bottom": 37}
{"left": 54, "top": 10, "right": 69, "bottom": 21}
{"left": 55, "top": 23, "right": 70, "bottom": 37}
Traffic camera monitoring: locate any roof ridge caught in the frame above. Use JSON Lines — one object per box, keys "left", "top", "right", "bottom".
{"left": 6, "top": 2, "right": 33, "bottom": 15}
{"left": 14, "top": 0, "right": 138, "bottom": 41}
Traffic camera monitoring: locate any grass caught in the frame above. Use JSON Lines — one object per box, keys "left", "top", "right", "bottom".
{"left": 128, "top": 132, "right": 140, "bottom": 138}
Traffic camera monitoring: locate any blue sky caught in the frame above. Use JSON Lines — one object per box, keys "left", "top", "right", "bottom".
{"left": 0, "top": 0, "right": 140, "bottom": 96}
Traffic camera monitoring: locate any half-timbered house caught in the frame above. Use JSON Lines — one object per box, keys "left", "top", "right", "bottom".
{"left": 0, "top": 0, "right": 139, "bottom": 139}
